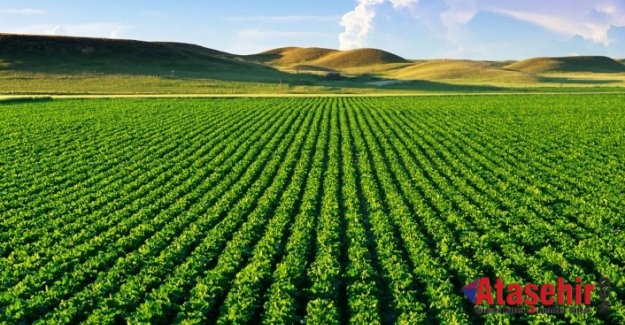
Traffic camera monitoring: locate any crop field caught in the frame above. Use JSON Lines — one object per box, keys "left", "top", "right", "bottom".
{"left": 1, "top": 95, "right": 625, "bottom": 324}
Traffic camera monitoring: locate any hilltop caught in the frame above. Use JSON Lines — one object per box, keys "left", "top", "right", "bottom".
{"left": 246, "top": 47, "right": 409, "bottom": 74}
{"left": 245, "top": 47, "right": 336, "bottom": 66}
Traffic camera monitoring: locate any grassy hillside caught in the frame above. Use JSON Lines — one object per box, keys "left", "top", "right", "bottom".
{"left": 389, "top": 60, "right": 537, "bottom": 84}
{"left": 312, "top": 48, "right": 408, "bottom": 68}
{"left": 1, "top": 33, "right": 625, "bottom": 94}
{"left": 247, "top": 47, "right": 409, "bottom": 72}
{"left": 505, "top": 56, "right": 625, "bottom": 73}
{"left": 0, "top": 33, "right": 288, "bottom": 81}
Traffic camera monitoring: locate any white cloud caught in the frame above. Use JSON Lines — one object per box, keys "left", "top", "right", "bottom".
{"left": 336, "top": 0, "right": 428, "bottom": 50}
{"left": 1, "top": 8, "right": 47, "bottom": 15}
{"left": 339, "top": 0, "right": 385, "bottom": 50}
{"left": 439, "top": 1, "right": 476, "bottom": 45}
{"left": 333, "top": 0, "right": 625, "bottom": 59}
{"left": 494, "top": 8, "right": 613, "bottom": 44}
{"left": 390, "top": 0, "right": 418, "bottom": 9}
{"left": 362, "top": 0, "right": 625, "bottom": 56}
{"left": 436, "top": 0, "right": 625, "bottom": 45}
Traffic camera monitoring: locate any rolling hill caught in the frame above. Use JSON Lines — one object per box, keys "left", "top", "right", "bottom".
{"left": 246, "top": 46, "right": 409, "bottom": 72}
{"left": 0, "top": 33, "right": 288, "bottom": 81}
{"left": 389, "top": 60, "right": 538, "bottom": 83}
{"left": 1, "top": 33, "right": 625, "bottom": 94}
{"left": 245, "top": 47, "right": 336, "bottom": 66}
{"left": 505, "top": 56, "right": 625, "bottom": 73}
{"left": 311, "top": 48, "right": 408, "bottom": 69}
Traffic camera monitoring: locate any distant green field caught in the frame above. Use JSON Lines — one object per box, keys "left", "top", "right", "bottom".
{"left": 3, "top": 71, "right": 625, "bottom": 96}
{"left": 0, "top": 71, "right": 505, "bottom": 95}
{"left": 1, "top": 95, "right": 624, "bottom": 324}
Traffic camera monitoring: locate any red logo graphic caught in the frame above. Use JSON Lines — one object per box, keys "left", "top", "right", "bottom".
{"left": 462, "top": 277, "right": 611, "bottom": 314}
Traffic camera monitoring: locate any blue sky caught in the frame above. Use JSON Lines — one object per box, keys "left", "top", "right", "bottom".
{"left": 1, "top": 0, "right": 624, "bottom": 60}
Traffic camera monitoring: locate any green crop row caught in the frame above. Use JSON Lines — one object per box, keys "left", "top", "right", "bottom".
{"left": 1, "top": 95, "right": 624, "bottom": 324}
